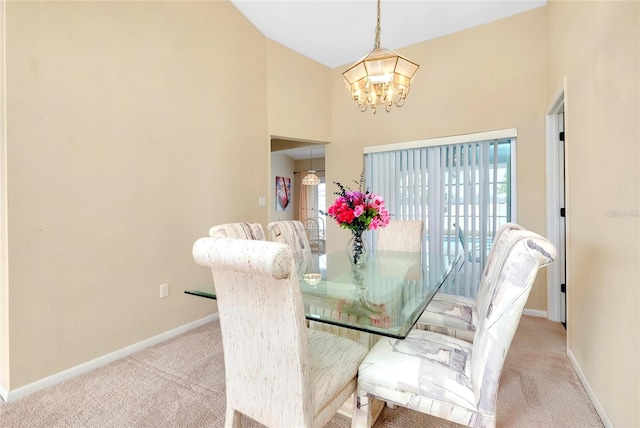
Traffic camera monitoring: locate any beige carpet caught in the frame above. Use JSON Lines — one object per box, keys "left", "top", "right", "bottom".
{"left": 0, "top": 316, "right": 602, "bottom": 427}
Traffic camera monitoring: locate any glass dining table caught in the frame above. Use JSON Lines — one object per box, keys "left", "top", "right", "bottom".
{"left": 185, "top": 249, "right": 459, "bottom": 340}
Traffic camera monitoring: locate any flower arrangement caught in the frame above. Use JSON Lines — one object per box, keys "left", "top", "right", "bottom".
{"left": 323, "top": 177, "right": 390, "bottom": 266}
{"left": 325, "top": 179, "right": 390, "bottom": 233}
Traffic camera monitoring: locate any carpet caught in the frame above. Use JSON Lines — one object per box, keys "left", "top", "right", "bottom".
{"left": 0, "top": 316, "right": 603, "bottom": 427}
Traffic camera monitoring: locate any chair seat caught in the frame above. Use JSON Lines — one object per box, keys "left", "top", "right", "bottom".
{"left": 415, "top": 293, "right": 477, "bottom": 342}
{"left": 308, "top": 329, "right": 368, "bottom": 421}
{"left": 358, "top": 329, "right": 480, "bottom": 426}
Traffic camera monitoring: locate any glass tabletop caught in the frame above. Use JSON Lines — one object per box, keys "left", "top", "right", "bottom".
{"left": 185, "top": 250, "right": 458, "bottom": 339}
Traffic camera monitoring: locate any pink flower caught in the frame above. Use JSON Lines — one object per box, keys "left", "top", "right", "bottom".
{"left": 322, "top": 181, "right": 390, "bottom": 233}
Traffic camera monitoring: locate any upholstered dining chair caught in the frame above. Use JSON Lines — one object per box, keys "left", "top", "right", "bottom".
{"left": 267, "top": 220, "right": 313, "bottom": 275}
{"left": 193, "top": 237, "right": 368, "bottom": 428}
{"left": 376, "top": 220, "right": 423, "bottom": 253}
{"left": 352, "top": 229, "right": 556, "bottom": 428}
{"left": 208, "top": 222, "right": 266, "bottom": 240}
{"left": 414, "top": 223, "right": 525, "bottom": 342}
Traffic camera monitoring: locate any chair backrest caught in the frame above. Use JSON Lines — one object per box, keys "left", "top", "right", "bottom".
{"left": 192, "top": 237, "right": 313, "bottom": 427}
{"left": 470, "top": 229, "right": 556, "bottom": 417}
{"left": 267, "top": 220, "right": 312, "bottom": 275}
{"left": 208, "top": 222, "right": 265, "bottom": 240}
{"left": 475, "top": 222, "right": 525, "bottom": 317}
{"left": 376, "top": 220, "right": 423, "bottom": 252}
{"left": 301, "top": 217, "right": 320, "bottom": 239}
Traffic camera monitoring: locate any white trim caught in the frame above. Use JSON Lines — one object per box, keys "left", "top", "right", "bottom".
{"left": 0, "top": 381, "right": 6, "bottom": 404}
{"left": 510, "top": 138, "right": 518, "bottom": 223}
{"left": 363, "top": 128, "right": 518, "bottom": 154}
{"left": 523, "top": 308, "right": 547, "bottom": 318}
{"left": 0, "top": 0, "right": 8, "bottom": 397}
{"left": 1, "top": 313, "right": 219, "bottom": 403}
{"left": 567, "top": 349, "right": 612, "bottom": 428}
{"left": 545, "top": 79, "right": 566, "bottom": 322}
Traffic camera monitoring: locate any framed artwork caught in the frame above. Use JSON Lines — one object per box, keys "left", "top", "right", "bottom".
{"left": 276, "top": 176, "right": 291, "bottom": 211}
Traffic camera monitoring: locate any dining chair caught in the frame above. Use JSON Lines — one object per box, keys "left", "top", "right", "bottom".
{"left": 192, "top": 237, "right": 368, "bottom": 428}
{"left": 352, "top": 229, "right": 556, "bottom": 428}
{"left": 414, "top": 222, "right": 525, "bottom": 342}
{"left": 301, "top": 217, "right": 326, "bottom": 254}
{"left": 208, "top": 222, "right": 266, "bottom": 240}
{"left": 376, "top": 220, "right": 423, "bottom": 253}
{"left": 266, "top": 220, "right": 313, "bottom": 275}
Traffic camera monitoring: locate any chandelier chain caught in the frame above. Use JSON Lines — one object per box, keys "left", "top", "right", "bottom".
{"left": 374, "top": 0, "right": 381, "bottom": 49}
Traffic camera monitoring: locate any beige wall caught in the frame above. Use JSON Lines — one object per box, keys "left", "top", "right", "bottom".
{"left": 330, "top": 7, "right": 549, "bottom": 310}
{"left": 4, "top": 0, "right": 269, "bottom": 389}
{"left": 547, "top": 1, "right": 639, "bottom": 426}
{"left": 265, "top": 40, "right": 332, "bottom": 222}
{"left": 266, "top": 39, "right": 332, "bottom": 143}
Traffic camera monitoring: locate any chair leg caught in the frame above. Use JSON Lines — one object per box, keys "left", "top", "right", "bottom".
{"left": 351, "top": 391, "right": 372, "bottom": 428}
{"left": 224, "top": 407, "right": 241, "bottom": 428}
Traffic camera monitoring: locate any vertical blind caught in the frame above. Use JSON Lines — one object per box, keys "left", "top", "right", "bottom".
{"left": 365, "top": 137, "right": 515, "bottom": 297}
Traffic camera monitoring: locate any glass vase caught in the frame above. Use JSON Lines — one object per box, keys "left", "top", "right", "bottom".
{"left": 346, "top": 231, "right": 370, "bottom": 267}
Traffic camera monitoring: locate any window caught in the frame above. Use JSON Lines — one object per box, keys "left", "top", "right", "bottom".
{"left": 365, "top": 130, "right": 516, "bottom": 297}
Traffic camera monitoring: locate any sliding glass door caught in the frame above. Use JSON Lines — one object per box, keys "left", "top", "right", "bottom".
{"left": 365, "top": 133, "right": 516, "bottom": 297}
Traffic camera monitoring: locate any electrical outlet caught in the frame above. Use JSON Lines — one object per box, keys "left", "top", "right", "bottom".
{"left": 160, "top": 283, "right": 169, "bottom": 299}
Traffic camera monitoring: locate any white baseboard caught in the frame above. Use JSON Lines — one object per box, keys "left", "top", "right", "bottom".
{"left": 1, "top": 313, "right": 219, "bottom": 404}
{"left": 567, "top": 349, "right": 612, "bottom": 428}
{"left": 523, "top": 308, "right": 547, "bottom": 318}
{"left": 0, "top": 381, "right": 8, "bottom": 404}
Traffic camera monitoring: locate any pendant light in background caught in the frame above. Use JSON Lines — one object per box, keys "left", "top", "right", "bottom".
{"left": 302, "top": 148, "right": 320, "bottom": 186}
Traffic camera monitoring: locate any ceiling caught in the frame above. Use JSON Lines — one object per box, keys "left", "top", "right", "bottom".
{"left": 231, "top": 0, "right": 546, "bottom": 68}
{"left": 241, "top": 0, "right": 547, "bottom": 160}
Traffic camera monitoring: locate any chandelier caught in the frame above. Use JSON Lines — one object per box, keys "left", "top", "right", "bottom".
{"left": 342, "top": 0, "right": 419, "bottom": 114}
{"left": 302, "top": 148, "right": 320, "bottom": 186}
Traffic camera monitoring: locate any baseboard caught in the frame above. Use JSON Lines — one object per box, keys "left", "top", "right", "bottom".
{"left": 567, "top": 349, "right": 612, "bottom": 427}
{"left": 1, "top": 313, "right": 219, "bottom": 404}
{"left": 523, "top": 308, "right": 547, "bottom": 318}
{"left": 0, "top": 381, "right": 8, "bottom": 404}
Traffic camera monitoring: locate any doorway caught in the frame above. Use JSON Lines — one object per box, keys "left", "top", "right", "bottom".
{"left": 546, "top": 82, "right": 567, "bottom": 327}
{"left": 269, "top": 137, "right": 326, "bottom": 222}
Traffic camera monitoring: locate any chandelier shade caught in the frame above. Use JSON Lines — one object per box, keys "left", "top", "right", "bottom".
{"left": 342, "top": 0, "right": 419, "bottom": 113}
{"left": 302, "top": 171, "right": 320, "bottom": 186}
{"left": 303, "top": 272, "right": 322, "bottom": 286}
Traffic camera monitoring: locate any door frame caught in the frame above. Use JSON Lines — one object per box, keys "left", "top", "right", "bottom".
{"left": 545, "top": 79, "right": 566, "bottom": 323}
{"left": 0, "top": 0, "right": 9, "bottom": 400}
